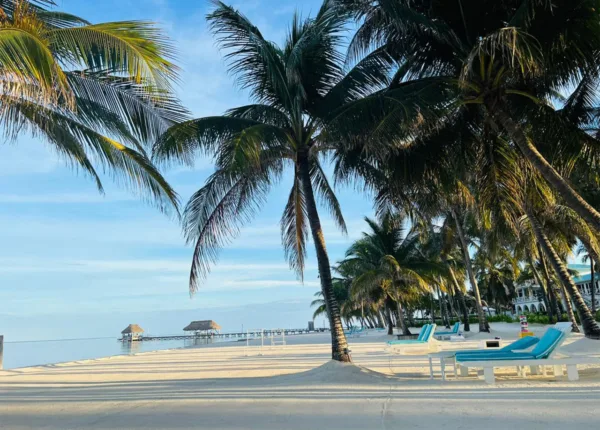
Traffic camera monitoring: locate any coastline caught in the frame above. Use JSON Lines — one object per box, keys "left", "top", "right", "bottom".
{"left": 2, "top": 324, "right": 600, "bottom": 429}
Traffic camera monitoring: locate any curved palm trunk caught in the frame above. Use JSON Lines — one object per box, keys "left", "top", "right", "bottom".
{"left": 298, "top": 154, "right": 351, "bottom": 361}
{"left": 385, "top": 301, "right": 395, "bottom": 335}
{"left": 489, "top": 101, "right": 600, "bottom": 231}
{"left": 529, "top": 255, "right": 553, "bottom": 322}
{"left": 449, "top": 267, "right": 470, "bottom": 331}
{"left": 539, "top": 250, "right": 562, "bottom": 320}
{"left": 394, "top": 299, "right": 411, "bottom": 335}
{"left": 559, "top": 285, "right": 580, "bottom": 332}
{"left": 578, "top": 237, "right": 600, "bottom": 314}
{"left": 407, "top": 307, "right": 416, "bottom": 327}
{"left": 376, "top": 312, "right": 385, "bottom": 329}
{"left": 529, "top": 214, "right": 600, "bottom": 337}
{"left": 446, "top": 284, "right": 459, "bottom": 319}
{"left": 451, "top": 207, "right": 489, "bottom": 332}
{"left": 437, "top": 285, "right": 451, "bottom": 328}
{"left": 592, "top": 261, "right": 596, "bottom": 315}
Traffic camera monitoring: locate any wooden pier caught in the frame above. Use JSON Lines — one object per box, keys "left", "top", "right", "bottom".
{"left": 128, "top": 328, "right": 329, "bottom": 342}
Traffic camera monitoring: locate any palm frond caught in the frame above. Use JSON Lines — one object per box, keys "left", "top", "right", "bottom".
{"left": 207, "top": 1, "right": 289, "bottom": 108}
{"left": 48, "top": 21, "right": 179, "bottom": 90}
{"left": 1, "top": 98, "right": 178, "bottom": 211}
{"left": 183, "top": 167, "right": 273, "bottom": 293}
{"left": 281, "top": 174, "right": 308, "bottom": 279}
{"left": 67, "top": 72, "right": 188, "bottom": 142}
{"left": 310, "top": 159, "right": 347, "bottom": 235}
{"left": 0, "top": 25, "right": 72, "bottom": 105}
{"left": 153, "top": 116, "right": 287, "bottom": 166}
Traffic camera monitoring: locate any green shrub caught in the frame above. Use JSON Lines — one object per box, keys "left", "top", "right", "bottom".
{"left": 522, "top": 314, "right": 550, "bottom": 324}
{"left": 486, "top": 314, "right": 516, "bottom": 323}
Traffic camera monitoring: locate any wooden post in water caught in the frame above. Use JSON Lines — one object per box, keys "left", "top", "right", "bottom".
{"left": 0, "top": 335, "right": 4, "bottom": 370}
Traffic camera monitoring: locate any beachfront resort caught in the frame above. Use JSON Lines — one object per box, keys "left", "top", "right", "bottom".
{"left": 3, "top": 0, "right": 600, "bottom": 429}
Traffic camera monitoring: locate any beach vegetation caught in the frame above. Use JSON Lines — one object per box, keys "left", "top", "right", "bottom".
{"left": 0, "top": 0, "right": 185, "bottom": 211}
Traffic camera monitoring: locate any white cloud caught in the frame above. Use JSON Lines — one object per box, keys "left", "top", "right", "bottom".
{"left": 0, "top": 257, "right": 296, "bottom": 274}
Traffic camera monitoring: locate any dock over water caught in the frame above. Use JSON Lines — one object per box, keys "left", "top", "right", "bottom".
{"left": 122, "top": 328, "right": 329, "bottom": 342}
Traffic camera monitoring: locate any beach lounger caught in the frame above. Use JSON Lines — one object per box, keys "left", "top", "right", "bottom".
{"left": 456, "top": 328, "right": 599, "bottom": 383}
{"left": 428, "top": 336, "right": 540, "bottom": 381}
{"left": 434, "top": 322, "right": 460, "bottom": 339}
{"left": 386, "top": 324, "right": 438, "bottom": 353}
{"left": 344, "top": 326, "right": 367, "bottom": 338}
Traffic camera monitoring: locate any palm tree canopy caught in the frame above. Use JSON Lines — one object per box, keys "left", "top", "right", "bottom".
{"left": 1, "top": 0, "right": 187, "bottom": 211}
{"left": 339, "top": 212, "right": 443, "bottom": 304}
{"left": 153, "top": 0, "right": 395, "bottom": 293}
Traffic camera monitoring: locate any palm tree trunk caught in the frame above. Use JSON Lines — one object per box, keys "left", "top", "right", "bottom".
{"left": 376, "top": 312, "right": 385, "bottom": 329}
{"left": 529, "top": 257, "right": 554, "bottom": 322}
{"left": 591, "top": 260, "right": 596, "bottom": 315}
{"left": 385, "top": 305, "right": 394, "bottom": 335}
{"left": 446, "top": 284, "right": 459, "bottom": 319}
{"left": 298, "top": 154, "right": 351, "bottom": 361}
{"left": 395, "top": 300, "right": 411, "bottom": 335}
{"left": 451, "top": 207, "right": 489, "bottom": 332}
{"left": 407, "top": 307, "right": 416, "bottom": 327}
{"left": 429, "top": 292, "right": 436, "bottom": 324}
{"left": 437, "top": 286, "right": 451, "bottom": 328}
{"left": 539, "top": 249, "right": 562, "bottom": 320}
{"left": 529, "top": 214, "right": 600, "bottom": 337}
{"left": 560, "top": 285, "right": 580, "bottom": 332}
{"left": 449, "top": 267, "right": 470, "bottom": 331}
{"left": 489, "top": 101, "right": 600, "bottom": 231}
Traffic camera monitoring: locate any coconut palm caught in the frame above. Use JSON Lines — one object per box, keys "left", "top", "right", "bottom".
{"left": 513, "top": 159, "right": 600, "bottom": 336}
{"left": 340, "top": 0, "right": 600, "bottom": 232}
{"left": 473, "top": 245, "right": 518, "bottom": 315}
{"left": 1, "top": 0, "right": 185, "bottom": 208}
{"left": 153, "top": 0, "right": 394, "bottom": 362}
{"left": 337, "top": 212, "right": 442, "bottom": 335}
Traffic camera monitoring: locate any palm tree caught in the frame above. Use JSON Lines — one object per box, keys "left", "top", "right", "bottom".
{"left": 152, "top": 0, "right": 392, "bottom": 362}
{"left": 473, "top": 242, "right": 518, "bottom": 316}
{"left": 1, "top": 0, "right": 185, "bottom": 208}
{"left": 338, "top": 213, "right": 441, "bottom": 335}
{"left": 340, "top": 0, "right": 600, "bottom": 232}
{"left": 577, "top": 244, "right": 599, "bottom": 314}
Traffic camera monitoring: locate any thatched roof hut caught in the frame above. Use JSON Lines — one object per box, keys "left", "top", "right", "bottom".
{"left": 183, "top": 320, "right": 221, "bottom": 332}
{"left": 121, "top": 324, "right": 144, "bottom": 335}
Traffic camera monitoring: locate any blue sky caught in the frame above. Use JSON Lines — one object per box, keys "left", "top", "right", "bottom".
{"left": 0, "top": 0, "right": 375, "bottom": 340}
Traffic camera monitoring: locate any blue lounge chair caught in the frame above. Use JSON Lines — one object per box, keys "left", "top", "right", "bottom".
{"left": 452, "top": 335, "right": 540, "bottom": 358}
{"left": 456, "top": 328, "right": 564, "bottom": 362}
{"left": 434, "top": 322, "right": 460, "bottom": 339}
{"left": 386, "top": 324, "right": 438, "bottom": 352}
{"left": 455, "top": 328, "right": 581, "bottom": 383}
{"left": 387, "top": 324, "right": 432, "bottom": 345}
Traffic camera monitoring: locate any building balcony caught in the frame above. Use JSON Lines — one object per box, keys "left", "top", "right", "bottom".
{"left": 513, "top": 296, "right": 537, "bottom": 304}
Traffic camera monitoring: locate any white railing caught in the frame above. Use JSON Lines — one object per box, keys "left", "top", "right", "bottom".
{"left": 513, "top": 296, "right": 537, "bottom": 304}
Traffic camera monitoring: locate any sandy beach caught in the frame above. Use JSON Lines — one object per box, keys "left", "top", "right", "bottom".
{"left": 1, "top": 323, "right": 600, "bottom": 430}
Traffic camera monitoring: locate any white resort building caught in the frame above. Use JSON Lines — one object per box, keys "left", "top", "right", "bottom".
{"left": 513, "top": 264, "right": 600, "bottom": 314}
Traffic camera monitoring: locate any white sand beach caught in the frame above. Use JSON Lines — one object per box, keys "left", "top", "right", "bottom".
{"left": 1, "top": 323, "right": 600, "bottom": 430}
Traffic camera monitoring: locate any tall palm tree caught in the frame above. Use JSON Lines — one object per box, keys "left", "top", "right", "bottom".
{"left": 153, "top": 0, "right": 391, "bottom": 362}
{"left": 1, "top": 0, "right": 185, "bottom": 208}
{"left": 340, "top": 0, "right": 600, "bottom": 232}
{"left": 338, "top": 213, "right": 441, "bottom": 335}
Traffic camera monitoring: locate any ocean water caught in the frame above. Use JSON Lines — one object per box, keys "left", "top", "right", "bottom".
{"left": 1, "top": 336, "right": 237, "bottom": 370}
